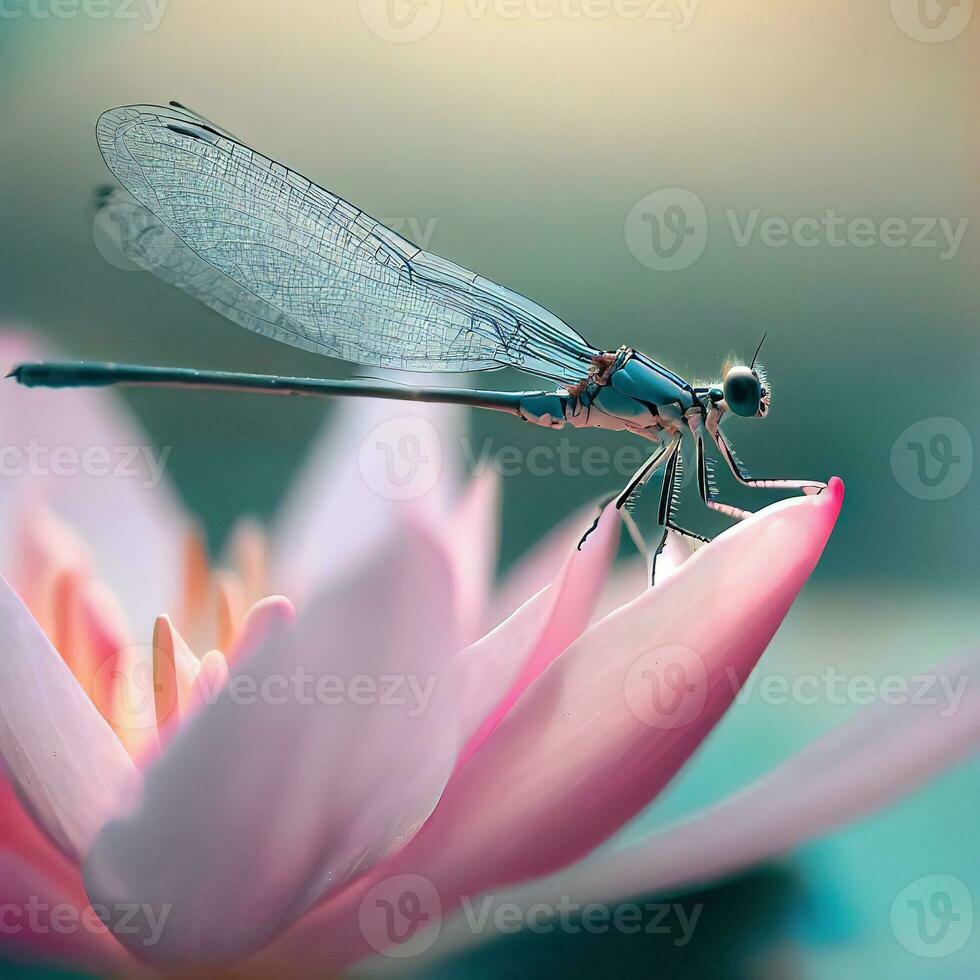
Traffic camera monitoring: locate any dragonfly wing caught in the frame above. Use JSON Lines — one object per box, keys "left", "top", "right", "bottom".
{"left": 96, "top": 187, "right": 313, "bottom": 340}
{"left": 96, "top": 104, "right": 598, "bottom": 382}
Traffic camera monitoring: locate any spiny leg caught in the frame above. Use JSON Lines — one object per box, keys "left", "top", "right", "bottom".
{"left": 696, "top": 434, "right": 753, "bottom": 521}
{"left": 710, "top": 428, "right": 826, "bottom": 496}
{"left": 651, "top": 439, "right": 711, "bottom": 585}
{"left": 578, "top": 438, "right": 675, "bottom": 551}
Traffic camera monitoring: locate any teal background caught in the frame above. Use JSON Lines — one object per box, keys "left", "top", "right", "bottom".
{"left": 0, "top": 1, "right": 977, "bottom": 977}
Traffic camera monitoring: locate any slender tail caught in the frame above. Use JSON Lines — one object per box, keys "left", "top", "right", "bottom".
{"left": 7, "top": 361, "right": 534, "bottom": 417}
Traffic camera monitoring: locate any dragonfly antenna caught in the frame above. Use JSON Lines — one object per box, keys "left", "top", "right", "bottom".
{"left": 750, "top": 332, "right": 767, "bottom": 370}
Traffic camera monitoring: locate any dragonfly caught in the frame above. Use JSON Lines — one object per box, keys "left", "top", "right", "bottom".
{"left": 11, "top": 102, "right": 826, "bottom": 575}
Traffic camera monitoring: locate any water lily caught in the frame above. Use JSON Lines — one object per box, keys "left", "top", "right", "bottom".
{"left": 0, "top": 329, "right": 976, "bottom": 977}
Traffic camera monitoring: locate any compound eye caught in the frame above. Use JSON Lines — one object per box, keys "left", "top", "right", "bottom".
{"left": 723, "top": 366, "right": 762, "bottom": 418}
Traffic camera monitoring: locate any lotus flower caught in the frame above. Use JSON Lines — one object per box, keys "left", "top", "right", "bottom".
{"left": 0, "top": 329, "right": 976, "bottom": 978}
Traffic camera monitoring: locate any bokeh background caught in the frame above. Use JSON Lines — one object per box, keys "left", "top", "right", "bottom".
{"left": 0, "top": 0, "right": 978, "bottom": 976}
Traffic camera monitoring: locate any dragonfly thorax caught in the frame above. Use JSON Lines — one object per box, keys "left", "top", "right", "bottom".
{"left": 556, "top": 347, "right": 701, "bottom": 441}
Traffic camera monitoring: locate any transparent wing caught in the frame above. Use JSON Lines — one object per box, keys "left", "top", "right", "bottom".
{"left": 96, "top": 104, "right": 598, "bottom": 382}
{"left": 95, "top": 187, "right": 316, "bottom": 342}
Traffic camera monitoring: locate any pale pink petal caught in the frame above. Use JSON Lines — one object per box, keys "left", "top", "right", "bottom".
{"left": 591, "top": 533, "right": 695, "bottom": 625}
{"left": 457, "top": 504, "right": 620, "bottom": 767}
{"left": 185, "top": 650, "right": 230, "bottom": 717}
{"left": 268, "top": 479, "right": 843, "bottom": 968}
{"left": 271, "top": 391, "right": 462, "bottom": 601}
{"left": 445, "top": 467, "right": 500, "bottom": 644}
{"left": 0, "top": 575, "right": 137, "bottom": 860}
{"left": 0, "top": 331, "right": 189, "bottom": 628}
{"left": 0, "top": 770, "right": 81, "bottom": 890}
{"left": 0, "top": 849, "right": 137, "bottom": 974}
{"left": 489, "top": 503, "right": 596, "bottom": 628}
{"left": 83, "top": 520, "right": 459, "bottom": 966}
{"left": 228, "top": 594, "right": 296, "bottom": 665}
{"left": 522, "top": 646, "right": 980, "bottom": 906}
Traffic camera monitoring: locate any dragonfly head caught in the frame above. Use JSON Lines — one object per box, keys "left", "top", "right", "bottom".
{"left": 720, "top": 363, "right": 770, "bottom": 419}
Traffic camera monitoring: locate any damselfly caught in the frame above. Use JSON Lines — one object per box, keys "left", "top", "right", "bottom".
{"left": 11, "top": 103, "right": 826, "bottom": 573}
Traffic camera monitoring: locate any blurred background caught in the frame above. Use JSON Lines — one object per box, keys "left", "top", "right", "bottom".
{"left": 0, "top": 0, "right": 977, "bottom": 976}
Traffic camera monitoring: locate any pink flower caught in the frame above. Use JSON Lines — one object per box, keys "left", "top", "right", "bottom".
{"left": 0, "top": 330, "right": 976, "bottom": 976}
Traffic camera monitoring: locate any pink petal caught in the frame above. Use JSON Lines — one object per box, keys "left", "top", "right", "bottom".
{"left": 228, "top": 594, "right": 296, "bottom": 665}
{"left": 0, "top": 576, "right": 137, "bottom": 860}
{"left": 83, "top": 520, "right": 459, "bottom": 966}
{"left": 457, "top": 504, "right": 620, "bottom": 767}
{"left": 269, "top": 478, "right": 843, "bottom": 968}
{"left": 0, "top": 771, "right": 81, "bottom": 891}
{"left": 271, "top": 391, "right": 462, "bottom": 601}
{"left": 527, "top": 646, "right": 980, "bottom": 905}
{"left": 445, "top": 467, "right": 500, "bottom": 644}
{"left": 0, "top": 849, "right": 136, "bottom": 974}
{"left": 0, "top": 331, "right": 189, "bottom": 628}
{"left": 488, "top": 503, "right": 596, "bottom": 628}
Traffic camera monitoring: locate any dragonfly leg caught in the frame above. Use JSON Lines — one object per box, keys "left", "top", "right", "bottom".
{"left": 577, "top": 437, "right": 675, "bottom": 551}
{"left": 695, "top": 434, "right": 754, "bottom": 521}
{"left": 651, "top": 438, "right": 711, "bottom": 586}
{"left": 710, "top": 428, "right": 826, "bottom": 496}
